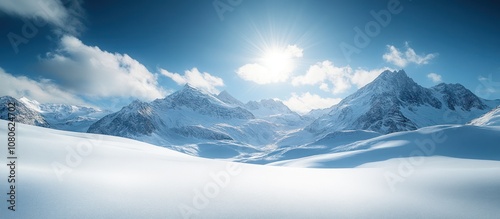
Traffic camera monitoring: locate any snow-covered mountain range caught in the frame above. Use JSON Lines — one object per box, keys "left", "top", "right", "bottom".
{"left": 0, "top": 96, "right": 108, "bottom": 132}
{"left": 1, "top": 70, "right": 499, "bottom": 162}
{"left": 87, "top": 85, "right": 296, "bottom": 157}
{"left": 0, "top": 96, "right": 50, "bottom": 127}
{"left": 307, "top": 70, "right": 500, "bottom": 135}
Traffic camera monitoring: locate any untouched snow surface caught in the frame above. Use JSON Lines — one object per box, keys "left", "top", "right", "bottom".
{"left": 1, "top": 120, "right": 500, "bottom": 218}
{"left": 270, "top": 125, "right": 500, "bottom": 168}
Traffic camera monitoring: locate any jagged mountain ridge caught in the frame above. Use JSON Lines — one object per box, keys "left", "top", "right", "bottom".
{"left": 244, "top": 99, "right": 310, "bottom": 127}
{"left": 217, "top": 90, "right": 245, "bottom": 107}
{"left": 17, "top": 97, "right": 108, "bottom": 132}
{"left": 87, "top": 84, "right": 282, "bottom": 147}
{"left": 0, "top": 96, "right": 50, "bottom": 127}
{"left": 245, "top": 99, "right": 294, "bottom": 117}
{"left": 156, "top": 85, "right": 255, "bottom": 120}
{"left": 307, "top": 70, "right": 499, "bottom": 134}
{"left": 88, "top": 100, "right": 162, "bottom": 136}
{"left": 2, "top": 70, "right": 499, "bottom": 161}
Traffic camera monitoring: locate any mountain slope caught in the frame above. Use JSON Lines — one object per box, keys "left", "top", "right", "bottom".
{"left": 307, "top": 70, "right": 498, "bottom": 134}
{"left": 17, "top": 96, "right": 109, "bottom": 132}
{"left": 469, "top": 106, "right": 500, "bottom": 126}
{"left": 217, "top": 92, "right": 310, "bottom": 128}
{"left": 245, "top": 99, "right": 310, "bottom": 127}
{"left": 217, "top": 90, "right": 245, "bottom": 107}
{"left": 155, "top": 84, "right": 254, "bottom": 120}
{"left": 245, "top": 99, "right": 295, "bottom": 117}
{"left": 3, "top": 120, "right": 500, "bottom": 218}
{"left": 0, "top": 96, "right": 50, "bottom": 127}
{"left": 87, "top": 100, "right": 162, "bottom": 137}
{"left": 88, "top": 85, "right": 284, "bottom": 151}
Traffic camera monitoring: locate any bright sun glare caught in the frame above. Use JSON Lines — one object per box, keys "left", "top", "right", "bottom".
{"left": 261, "top": 47, "right": 293, "bottom": 73}
{"left": 236, "top": 43, "right": 303, "bottom": 84}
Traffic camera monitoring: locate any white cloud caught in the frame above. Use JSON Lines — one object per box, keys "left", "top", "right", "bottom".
{"left": 284, "top": 44, "right": 303, "bottom": 58}
{"left": 283, "top": 92, "right": 341, "bottom": 114}
{"left": 160, "top": 68, "right": 224, "bottom": 94}
{"left": 0, "top": 67, "right": 86, "bottom": 105}
{"left": 427, "top": 73, "right": 442, "bottom": 83}
{"left": 237, "top": 63, "right": 285, "bottom": 84}
{"left": 383, "top": 44, "right": 437, "bottom": 67}
{"left": 319, "top": 83, "right": 329, "bottom": 92}
{"left": 39, "top": 35, "right": 167, "bottom": 101}
{"left": 292, "top": 60, "right": 353, "bottom": 94}
{"left": 160, "top": 69, "right": 186, "bottom": 85}
{"left": 382, "top": 45, "right": 407, "bottom": 67}
{"left": 0, "top": 0, "right": 84, "bottom": 34}
{"left": 236, "top": 44, "right": 303, "bottom": 84}
{"left": 292, "top": 61, "right": 392, "bottom": 94}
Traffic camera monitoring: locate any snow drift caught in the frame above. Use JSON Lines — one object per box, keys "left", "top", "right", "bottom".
{"left": 1, "top": 120, "right": 500, "bottom": 218}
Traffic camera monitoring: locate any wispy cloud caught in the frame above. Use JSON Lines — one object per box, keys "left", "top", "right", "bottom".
{"left": 283, "top": 92, "right": 341, "bottom": 114}
{"left": 0, "top": 67, "right": 86, "bottom": 105}
{"left": 39, "top": 35, "right": 167, "bottom": 101}
{"left": 427, "top": 73, "right": 442, "bottom": 83}
{"left": 0, "top": 0, "right": 85, "bottom": 35}
{"left": 160, "top": 68, "right": 224, "bottom": 94}
{"left": 475, "top": 74, "right": 500, "bottom": 98}
{"left": 236, "top": 44, "right": 303, "bottom": 84}
{"left": 383, "top": 43, "right": 437, "bottom": 67}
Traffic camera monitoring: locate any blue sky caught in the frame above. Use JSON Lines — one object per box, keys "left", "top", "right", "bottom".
{"left": 0, "top": 0, "right": 499, "bottom": 113}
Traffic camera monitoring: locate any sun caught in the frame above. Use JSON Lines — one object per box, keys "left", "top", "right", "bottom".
{"left": 261, "top": 47, "right": 294, "bottom": 73}
{"left": 236, "top": 43, "right": 303, "bottom": 84}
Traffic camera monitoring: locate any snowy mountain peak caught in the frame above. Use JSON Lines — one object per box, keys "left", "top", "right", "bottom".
{"left": 307, "top": 69, "right": 496, "bottom": 134}
{"left": 89, "top": 85, "right": 256, "bottom": 142}
{"left": 128, "top": 99, "right": 148, "bottom": 108}
{"left": 124, "top": 100, "right": 153, "bottom": 114}
{"left": 1, "top": 96, "right": 17, "bottom": 103}
{"left": 432, "top": 83, "right": 487, "bottom": 111}
{"left": 181, "top": 83, "right": 214, "bottom": 96}
{"left": 1, "top": 96, "right": 109, "bottom": 132}
{"left": 378, "top": 69, "right": 408, "bottom": 80}
{"left": 0, "top": 96, "right": 50, "bottom": 127}
{"left": 241, "top": 99, "right": 311, "bottom": 127}
{"left": 166, "top": 84, "right": 225, "bottom": 105}
{"left": 365, "top": 69, "right": 419, "bottom": 92}
{"left": 246, "top": 99, "right": 293, "bottom": 113}
{"left": 88, "top": 101, "right": 159, "bottom": 136}
{"left": 182, "top": 83, "right": 201, "bottom": 93}
{"left": 217, "top": 90, "right": 244, "bottom": 107}
{"left": 154, "top": 85, "right": 254, "bottom": 120}
{"left": 19, "top": 96, "right": 42, "bottom": 112}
